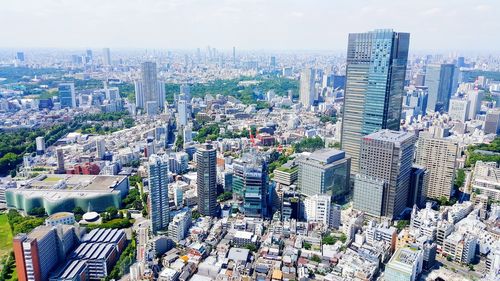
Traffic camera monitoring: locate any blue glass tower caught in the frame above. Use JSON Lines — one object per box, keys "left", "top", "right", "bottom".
{"left": 341, "top": 29, "right": 410, "bottom": 175}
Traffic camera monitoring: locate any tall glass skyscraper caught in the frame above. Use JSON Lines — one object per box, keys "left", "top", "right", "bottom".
{"left": 148, "top": 154, "right": 170, "bottom": 234}
{"left": 232, "top": 153, "right": 268, "bottom": 218}
{"left": 341, "top": 29, "right": 410, "bottom": 175}
{"left": 425, "top": 64, "right": 457, "bottom": 113}
{"left": 196, "top": 143, "right": 218, "bottom": 217}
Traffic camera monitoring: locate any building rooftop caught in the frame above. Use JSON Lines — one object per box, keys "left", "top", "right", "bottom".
{"left": 308, "top": 149, "right": 345, "bottom": 164}
{"left": 391, "top": 247, "right": 421, "bottom": 265}
{"left": 363, "top": 129, "right": 414, "bottom": 145}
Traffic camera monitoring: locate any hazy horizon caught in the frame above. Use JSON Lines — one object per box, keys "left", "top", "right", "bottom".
{"left": 1, "top": 0, "right": 499, "bottom": 53}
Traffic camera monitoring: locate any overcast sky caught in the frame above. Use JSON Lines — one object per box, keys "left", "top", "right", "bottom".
{"left": 1, "top": 0, "right": 498, "bottom": 52}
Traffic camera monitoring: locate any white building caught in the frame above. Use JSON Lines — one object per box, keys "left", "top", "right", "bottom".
{"left": 299, "top": 68, "right": 315, "bottom": 109}
{"left": 448, "top": 98, "right": 470, "bottom": 122}
{"left": 177, "top": 100, "right": 188, "bottom": 127}
{"left": 35, "top": 136, "right": 46, "bottom": 155}
{"left": 304, "top": 194, "right": 334, "bottom": 227}
{"left": 168, "top": 209, "right": 191, "bottom": 242}
{"left": 472, "top": 161, "right": 500, "bottom": 201}
{"left": 385, "top": 246, "right": 424, "bottom": 281}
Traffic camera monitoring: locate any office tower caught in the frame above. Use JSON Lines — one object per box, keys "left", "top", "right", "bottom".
{"left": 180, "top": 84, "right": 191, "bottom": 101}
{"left": 467, "top": 89, "right": 484, "bottom": 120}
{"left": 297, "top": 149, "right": 351, "bottom": 201}
{"left": 148, "top": 154, "right": 170, "bottom": 234}
{"left": 341, "top": 29, "right": 410, "bottom": 175}
{"left": 484, "top": 109, "right": 500, "bottom": 135}
{"left": 232, "top": 153, "right": 268, "bottom": 218}
{"left": 16, "top": 51, "right": 25, "bottom": 62}
{"left": 58, "top": 83, "right": 76, "bottom": 108}
{"left": 448, "top": 98, "right": 470, "bottom": 122}
{"left": 353, "top": 130, "right": 416, "bottom": 219}
{"left": 106, "top": 87, "right": 120, "bottom": 101}
{"left": 196, "top": 143, "right": 217, "bottom": 217}
{"left": 456, "top": 56, "right": 465, "bottom": 68}
{"left": 232, "top": 46, "right": 236, "bottom": 65}
{"left": 96, "top": 138, "right": 106, "bottom": 160}
{"left": 56, "top": 148, "right": 65, "bottom": 174}
{"left": 270, "top": 56, "right": 276, "bottom": 69}
{"left": 35, "top": 136, "right": 45, "bottom": 155}
{"left": 102, "top": 48, "right": 111, "bottom": 65}
{"left": 415, "top": 131, "right": 458, "bottom": 200}
{"left": 425, "top": 64, "right": 457, "bottom": 113}
{"left": 168, "top": 209, "right": 191, "bottom": 242}
{"left": 385, "top": 247, "right": 424, "bottom": 281}
{"left": 85, "top": 49, "right": 93, "bottom": 63}
{"left": 333, "top": 75, "right": 346, "bottom": 90}
{"left": 408, "top": 165, "right": 429, "bottom": 208}
{"left": 177, "top": 100, "right": 188, "bottom": 127}
{"left": 300, "top": 68, "right": 315, "bottom": 109}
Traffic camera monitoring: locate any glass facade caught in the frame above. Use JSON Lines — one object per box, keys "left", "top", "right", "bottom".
{"left": 341, "top": 29, "right": 410, "bottom": 175}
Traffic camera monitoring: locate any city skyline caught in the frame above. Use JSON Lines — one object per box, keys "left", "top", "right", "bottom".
{"left": 1, "top": 0, "right": 499, "bottom": 53}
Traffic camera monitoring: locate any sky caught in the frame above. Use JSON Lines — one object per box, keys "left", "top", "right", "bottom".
{"left": 1, "top": 0, "right": 499, "bottom": 52}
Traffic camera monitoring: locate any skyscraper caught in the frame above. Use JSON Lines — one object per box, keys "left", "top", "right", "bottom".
{"left": 58, "top": 83, "right": 76, "bottom": 108}
{"left": 425, "top": 64, "right": 457, "bottom": 113}
{"left": 299, "top": 68, "right": 315, "bottom": 109}
{"left": 353, "top": 130, "right": 416, "bottom": 219}
{"left": 148, "top": 154, "right": 170, "bottom": 234}
{"left": 232, "top": 153, "right": 268, "bottom": 218}
{"left": 35, "top": 137, "right": 45, "bottom": 155}
{"left": 196, "top": 143, "right": 217, "bottom": 217}
{"left": 16, "top": 52, "right": 25, "bottom": 62}
{"left": 467, "top": 89, "right": 484, "bottom": 120}
{"left": 102, "top": 48, "right": 111, "bottom": 65}
{"left": 56, "top": 148, "right": 65, "bottom": 174}
{"left": 96, "top": 138, "right": 106, "bottom": 160}
{"left": 415, "top": 131, "right": 458, "bottom": 200}
{"left": 297, "top": 149, "right": 351, "bottom": 202}
{"left": 135, "top": 62, "right": 165, "bottom": 114}
{"left": 180, "top": 84, "right": 191, "bottom": 101}
{"left": 341, "top": 29, "right": 410, "bottom": 175}
{"left": 177, "top": 100, "right": 188, "bottom": 127}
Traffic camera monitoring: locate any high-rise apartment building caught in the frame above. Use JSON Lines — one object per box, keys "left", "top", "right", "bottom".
{"left": 168, "top": 209, "right": 191, "bottom": 242}
{"left": 467, "top": 89, "right": 484, "bottom": 120}
{"left": 299, "top": 68, "right": 315, "bottom": 109}
{"left": 297, "top": 149, "right": 351, "bottom": 202}
{"left": 341, "top": 29, "right": 410, "bottom": 175}
{"left": 232, "top": 153, "right": 268, "bottom": 218}
{"left": 353, "top": 130, "right": 416, "bottom": 219}
{"left": 177, "top": 100, "right": 188, "bottom": 127}
{"left": 148, "top": 154, "right": 170, "bottom": 234}
{"left": 415, "top": 131, "right": 458, "bottom": 200}
{"left": 56, "top": 148, "right": 65, "bottom": 174}
{"left": 58, "top": 83, "right": 76, "bottom": 108}
{"left": 35, "top": 137, "right": 45, "bottom": 155}
{"left": 95, "top": 138, "right": 106, "bottom": 160}
{"left": 196, "top": 143, "right": 218, "bottom": 217}
{"left": 425, "top": 64, "right": 457, "bottom": 113}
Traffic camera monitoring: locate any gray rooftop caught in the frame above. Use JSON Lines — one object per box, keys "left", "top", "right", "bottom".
{"left": 363, "top": 129, "right": 415, "bottom": 145}
{"left": 308, "top": 149, "right": 345, "bottom": 164}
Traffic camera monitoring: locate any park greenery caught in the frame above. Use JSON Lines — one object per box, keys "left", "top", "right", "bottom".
{"left": 293, "top": 136, "right": 325, "bottom": 153}
{"left": 0, "top": 112, "right": 134, "bottom": 176}
{"left": 217, "top": 191, "right": 233, "bottom": 202}
{"left": 7, "top": 210, "right": 45, "bottom": 236}
{"left": 322, "top": 232, "right": 347, "bottom": 245}
{"left": 0, "top": 252, "right": 16, "bottom": 281}
{"left": 105, "top": 233, "right": 136, "bottom": 281}
{"left": 165, "top": 77, "right": 299, "bottom": 104}
{"left": 466, "top": 137, "right": 500, "bottom": 167}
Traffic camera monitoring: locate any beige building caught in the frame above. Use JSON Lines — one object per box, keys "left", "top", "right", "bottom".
{"left": 415, "top": 132, "right": 458, "bottom": 200}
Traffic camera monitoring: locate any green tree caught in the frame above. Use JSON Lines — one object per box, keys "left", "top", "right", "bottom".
{"left": 311, "top": 255, "right": 321, "bottom": 263}
{"left": 106, "top": 206, "right": 119, "bottom": 218}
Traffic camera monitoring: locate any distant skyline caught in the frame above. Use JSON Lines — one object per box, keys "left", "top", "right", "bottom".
{"left": 1, "top": 0, "right": 499, "bottom": 53}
